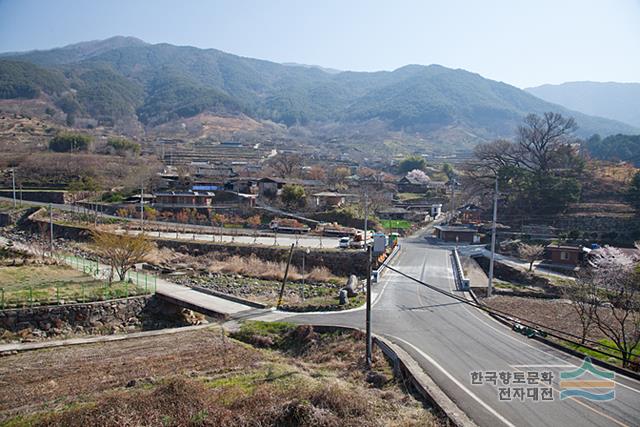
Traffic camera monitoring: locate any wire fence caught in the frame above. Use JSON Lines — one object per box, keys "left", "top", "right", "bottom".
{"left": 0, "top": 253, "right": 158, "bottom": 310}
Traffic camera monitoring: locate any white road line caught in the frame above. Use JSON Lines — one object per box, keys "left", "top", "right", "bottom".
{"left": 443, "top": 251, "right": 640, "bottom": 395}
{"left": 391, "top": 335, "right": 517, "bottom": 427}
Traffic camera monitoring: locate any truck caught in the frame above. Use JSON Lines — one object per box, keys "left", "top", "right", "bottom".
{"left": 269, "top": 218, "right": 310, "bottom": 234}
{"left": 320, "top": 222, "right": 357, "bottom": 237}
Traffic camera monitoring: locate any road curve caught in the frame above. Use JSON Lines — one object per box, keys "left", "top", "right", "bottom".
{"left": 275, "top": 237, "right": 640, "bottom": 427}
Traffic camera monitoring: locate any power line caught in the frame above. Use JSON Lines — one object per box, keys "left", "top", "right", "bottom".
{"left": 384, "top": 264, "right": 638, "bottom": 368}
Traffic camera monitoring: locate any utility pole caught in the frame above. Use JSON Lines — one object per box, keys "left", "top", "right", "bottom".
{"left": 487, "top": 175, "right": 498, "bottom": 297}
{"left": 140, "top": 182, "right": 144, "bottom": 231}
{"left": 365, "top": 244, "right": 373, "bottom": 369}
{"left": 277, "top": 243, "right": 295, "bottom": 308}
{"left": 450, "top": 178, "right": 455, "bottom": 220}
{"left": 11, "top": 168, "right": 16, "bottom": 208}
{"left": 363, "top": 188, "right": 368, "bottom": 250}
{"left": 49, "top": 203, "right": 54, "bottom": 255}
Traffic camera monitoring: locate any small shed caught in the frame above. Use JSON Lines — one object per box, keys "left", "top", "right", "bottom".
{"left": 434, "top": 225, "right": 480, "bottom": 243}
{"left": 545, "top": 245, "right": 583, "bottom": 266}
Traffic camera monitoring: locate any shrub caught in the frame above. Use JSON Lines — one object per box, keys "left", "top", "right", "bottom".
{"left": 49, "top": 132, "right": 91, "bottom": 152}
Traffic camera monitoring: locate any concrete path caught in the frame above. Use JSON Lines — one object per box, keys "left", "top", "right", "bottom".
{"left": 153, "top": 276, "right": 260, "bottom": 318}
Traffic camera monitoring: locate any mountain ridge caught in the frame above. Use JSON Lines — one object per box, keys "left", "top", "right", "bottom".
{"left": 526, "top": 81, "right": 640, "bottom": 129}
{"left": 1, "top": 37, "right": 637, "bottom": 142}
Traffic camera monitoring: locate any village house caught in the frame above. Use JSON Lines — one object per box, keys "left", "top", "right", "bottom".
{"left": 224, "top": 178, "right": 259, "bottom": 194}
{"left": 434, "top": 224, "right": 480, "bottom": 243}
{"left": 397, "top": 175, "right": 429, "bottom": 193}
{"left": 153, "top": 191, "right": 215, "bottom": 207}
{"left": 258, "top": 177, "right": 322, "bottom": 197}
{"left": 312, "top": 191, "right": 354, "bottom": 208}
{"left": 545, "top": 245, "right": 585, "bottom": 266}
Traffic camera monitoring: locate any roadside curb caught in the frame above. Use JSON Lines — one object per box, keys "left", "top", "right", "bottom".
{"left": 299, "top": 324, "right": 477, "bottom": 427}
{"left": 374, "top": 335, "right": 478, "bottom": 427}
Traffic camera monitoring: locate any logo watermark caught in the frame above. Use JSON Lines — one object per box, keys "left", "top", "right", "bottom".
{"left": 559, "top": 357, "right": 615, "bottom": 401}
{"left": 470, "top": 357, "right": 615, "bottom": 402}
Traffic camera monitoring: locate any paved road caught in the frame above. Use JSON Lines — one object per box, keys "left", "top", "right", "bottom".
{"left": 120, "top": 229, "right": 342, "bottom": 249}
{"left": 0, "top": 196, "right": 342, "bottom": 249}
{"left": 269, "top": 236, "right": 640, "bottom": 427}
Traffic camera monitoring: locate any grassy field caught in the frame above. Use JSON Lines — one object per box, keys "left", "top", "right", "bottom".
{"left": 0, "top": 324, "right": 443, "bottom": 426}
{"left": 568, "top": 339, "right": 640, "bottom": 369}
{"left": 0, "top": 264, "right": 147, "bottom": 308}
{"left": 381, "top": 219, "right": 412, "bottom": 230}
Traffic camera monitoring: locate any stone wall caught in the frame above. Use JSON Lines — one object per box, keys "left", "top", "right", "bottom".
{"left": 0, "top": 190, "right": 94, "bottom": 204}
{"left": 157, "top": 239, "right": 369, "bottom": 277}
{"left": 473, "top": 256, "right": 555, "bottom": 292}
{"left": 0, "top": 295, "right": 193, "bottom": 340}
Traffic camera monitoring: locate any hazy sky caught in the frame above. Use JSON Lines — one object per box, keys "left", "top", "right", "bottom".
{"left": 1, "top": 0, "right": 638, "bottom": 88}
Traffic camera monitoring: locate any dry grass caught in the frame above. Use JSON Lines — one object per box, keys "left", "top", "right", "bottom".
{"left": 1, "top": 325, "right": 443, "bottom": 427}
{"left": 143, "top": 246, "right": 340, "bottom": 283}
{"left": 207, "top": 254, "right": 336, "bottom": 282}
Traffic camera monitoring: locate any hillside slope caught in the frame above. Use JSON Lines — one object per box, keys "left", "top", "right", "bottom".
{"left": 1, "top": 37, "right": 637, "bottom": 141}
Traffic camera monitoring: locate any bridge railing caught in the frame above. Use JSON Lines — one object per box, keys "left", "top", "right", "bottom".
{"left": 451, "top": 248, "right": 470, "bottom": 291}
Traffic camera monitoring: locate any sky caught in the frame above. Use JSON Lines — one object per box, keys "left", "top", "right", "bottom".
{"left": 0, "top": 0, "right": 638, "bottom": 88}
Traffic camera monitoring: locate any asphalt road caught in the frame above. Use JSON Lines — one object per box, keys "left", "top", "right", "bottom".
{"left": 0, "top": 196, "right": 339, "bottom": 247}
{"left": 120, "top": 229, "right": 341, "bottom": 249}
{"left": 274, "top": 236, "right": 640, "bottom": 427}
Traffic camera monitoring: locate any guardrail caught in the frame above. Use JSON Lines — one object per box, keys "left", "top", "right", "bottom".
{"left": 451, "top": 249, "right": 470, "bottom": 290}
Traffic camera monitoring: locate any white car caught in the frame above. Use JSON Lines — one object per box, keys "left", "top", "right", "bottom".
{"left": 339, "top": 237, "right": 350, "bottom": 248}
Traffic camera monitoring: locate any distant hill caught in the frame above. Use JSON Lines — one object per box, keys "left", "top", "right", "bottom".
{"left": 1, "top": 37, "right": 637, "bottom": 142}
{"left": 526, "top": 82, "right": 640, "bottom": 129}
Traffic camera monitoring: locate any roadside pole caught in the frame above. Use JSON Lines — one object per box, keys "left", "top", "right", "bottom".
{"left": 49, "top": 203, "right": 54, "bottom": 255}
{"left": 140, "top": 183, "right": 144, "bottom": 231}
{"left": 363, "top": 189, "right": 368, "bottom": 247}
{"left": 276, "top": 243, "right": 295, "bottom": 309}
{"left": 487, "top": 175, "right": 498, "bottom": 297}
{"left": 365, "top": 244, "right": 372, "bottom": 369}
{"left": 11, "top": 168, "right": 16, "bottom": 208}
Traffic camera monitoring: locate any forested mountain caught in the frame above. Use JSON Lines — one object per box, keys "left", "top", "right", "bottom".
{"left": 1, "top": 36, "right": 636, "bottom": 140}
{"left": 526, "top": 82, "right": 640, "bottom": 128}
{"left": 585, "top": 134, "right": 640, "bottom": 166}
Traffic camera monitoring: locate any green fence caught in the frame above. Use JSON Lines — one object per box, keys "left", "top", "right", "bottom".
{"left": 0, "top": 254, "right": 158, "bottom": 310}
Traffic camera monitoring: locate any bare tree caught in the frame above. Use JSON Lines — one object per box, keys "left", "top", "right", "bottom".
{"left": 92, "top": 230, "right": 153, "bottom": 283}
{"left": 517, "top": 243, "right": 545, "bottom": 272}
{"left": 563, "top": 270, "right": 599, "bottom": 344}
{"left": 270, "top": 152, "right": 304, "bottom": 178}
{"left": 516, "top": 112, "right": 579, "bottom": 173}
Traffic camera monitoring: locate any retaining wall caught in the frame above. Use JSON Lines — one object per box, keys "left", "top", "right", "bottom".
{"left": 0, "top": 295, "right": 193, "bottom": 340}
{"left": 157, "top": 239, "right": 369, "bottom": 277}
